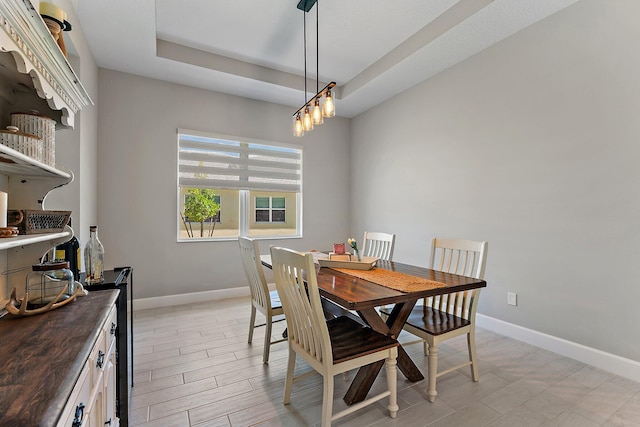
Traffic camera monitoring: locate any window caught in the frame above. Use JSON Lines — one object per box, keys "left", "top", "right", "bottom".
{"left": 178, "top": 130, "right": 302, "bottom": 240}
{"left": 255, "top": 196, "right": 285, "bottom": 223}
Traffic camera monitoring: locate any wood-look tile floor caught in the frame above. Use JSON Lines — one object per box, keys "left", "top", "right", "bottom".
{"left": 130, "top": 297, "right": 640, "bottom": 427}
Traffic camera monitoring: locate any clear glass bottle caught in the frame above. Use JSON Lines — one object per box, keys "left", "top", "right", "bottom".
{"left": 84, "top": 225, "right": 104, "bottom": 284}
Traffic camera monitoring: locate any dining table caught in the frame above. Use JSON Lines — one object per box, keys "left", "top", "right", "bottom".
{"left": 260, "top": 253, "right": 487, "bottom": 406}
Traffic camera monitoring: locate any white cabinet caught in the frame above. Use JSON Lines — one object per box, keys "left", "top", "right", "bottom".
{"left": 0, "top": 1, "right": 101, "bottom": 420}
{"left": 0, "top": 0, "right": 92, "bottom": 306}
{"left": 58, "top": 304, "right": 119, "bottom": 427}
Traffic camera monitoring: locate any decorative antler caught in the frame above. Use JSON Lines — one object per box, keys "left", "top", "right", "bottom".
{"left": 4, "top": 284, "right": 83, "bottom": 316}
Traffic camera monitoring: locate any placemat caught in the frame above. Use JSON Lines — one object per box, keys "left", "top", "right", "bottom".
{"left": 332, "top": 267, "right": 450, "bottom": 293}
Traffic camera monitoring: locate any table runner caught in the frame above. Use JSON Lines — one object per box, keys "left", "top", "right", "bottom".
{"left": 332, "top": 267, "right": 449, "bottom": 293}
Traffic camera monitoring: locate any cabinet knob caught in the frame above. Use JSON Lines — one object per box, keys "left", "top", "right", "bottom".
{"left": 104, "top": 417, "right": 112, "bottom": 426}
{"left": 72, "top": 402, "right": 85, "bottom": 427}
{"left": 97, "top": 350, "right": 105, "bottom": 369}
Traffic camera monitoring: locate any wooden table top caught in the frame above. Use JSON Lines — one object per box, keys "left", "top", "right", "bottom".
{"left": 261, "top": 255, "right": 486, "bottom": 309}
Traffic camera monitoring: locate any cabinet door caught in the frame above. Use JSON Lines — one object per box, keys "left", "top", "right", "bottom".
{"left": 103, "top": 345, "right": 119, "bottom": 427}
{"left": 87, "top": 389, "right": 103, "bottom": 427}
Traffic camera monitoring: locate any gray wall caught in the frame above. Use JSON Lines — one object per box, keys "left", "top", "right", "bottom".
{"left": 94, "top": 0, "right": 639, "bottom": 362}
{"left": 350, "top": 0, "right": 640, "bottom": 362}
{"left": 96, "top": 70, "right": 351, "bottom": 299}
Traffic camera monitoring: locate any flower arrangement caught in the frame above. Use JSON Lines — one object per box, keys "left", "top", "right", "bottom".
{"left": 348, "top": 238, "right": 360, "bottom": 261}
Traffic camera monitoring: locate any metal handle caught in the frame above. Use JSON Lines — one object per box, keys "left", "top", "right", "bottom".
{"left": 72, "top": 402, "right": 85, "bottom": 427}
{"left": 110, "top": 322, "right": 117, "bottom": 335}
{"left": 104, "top": 418, "right": 112, "bottom": 426}
{"left": 97, "top": 350, "right": 105, "bottom": 369}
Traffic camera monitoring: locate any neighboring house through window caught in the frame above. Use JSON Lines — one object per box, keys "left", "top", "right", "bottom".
{"left": 255, "top": 196, "right": 285, "bottom": 223}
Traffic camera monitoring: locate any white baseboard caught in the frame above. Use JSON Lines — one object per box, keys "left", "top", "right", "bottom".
{"left": 477, "top": 314, "right": 640, "bottom": 383}
{"left": 133, "top": 287, "right": 251, "bottom": 311}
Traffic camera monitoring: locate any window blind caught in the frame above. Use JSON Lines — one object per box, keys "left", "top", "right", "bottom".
{"left": 178, "top": 131, "right": 302, "bottom": 193}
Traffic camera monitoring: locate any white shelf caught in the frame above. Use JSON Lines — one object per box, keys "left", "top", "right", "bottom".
{"left": 0, "top": 230, "right": 71, "bottom": 251}
{"left": 0, "top": 144, "right": 71, "bottom": 179}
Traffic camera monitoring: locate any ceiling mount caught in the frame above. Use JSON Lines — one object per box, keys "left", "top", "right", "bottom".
{"left": 297, "top": 0, "right": 317, "bottom": 13}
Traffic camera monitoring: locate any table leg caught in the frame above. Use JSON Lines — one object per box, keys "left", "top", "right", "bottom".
{"left": 343, "top": 301, "right": 423, "bottom": 405}
{"left": 343, "top": 359, "right": 385, "bottom": 404}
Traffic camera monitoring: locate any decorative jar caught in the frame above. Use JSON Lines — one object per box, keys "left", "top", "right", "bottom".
{"left": 11, "top": 111, "right": 56, "bottom": 166}
{"left": 0, "top": 126, "right": 43, "bottom": 161}
{"left": 25, "top": 261, "right": 75, "bottom": 308}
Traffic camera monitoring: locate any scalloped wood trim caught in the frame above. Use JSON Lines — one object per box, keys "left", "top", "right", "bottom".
{"left": 0, "top": 0, "right": 92, "bottom": 128}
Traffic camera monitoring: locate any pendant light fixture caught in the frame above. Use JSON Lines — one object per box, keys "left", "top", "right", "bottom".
{"left": 292, "top": 0, "right": 336, "bottom": 137}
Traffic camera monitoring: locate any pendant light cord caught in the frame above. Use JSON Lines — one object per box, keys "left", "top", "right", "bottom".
{"left": 303, "top": 8, "right": 307, "bottom": 102}
{"left": 316, "top": 0, "right": 319, "bottom": 94}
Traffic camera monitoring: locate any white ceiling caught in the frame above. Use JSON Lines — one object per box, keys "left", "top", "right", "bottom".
{"left": 73, "top": 0, "right": 580, "bottom": 118}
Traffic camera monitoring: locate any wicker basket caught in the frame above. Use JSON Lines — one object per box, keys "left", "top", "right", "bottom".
{"left": 8, "top": 210, "right": 71, "bottom": 234}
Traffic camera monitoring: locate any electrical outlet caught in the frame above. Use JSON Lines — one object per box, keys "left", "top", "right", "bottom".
{"left": 507, "top": 292, "right": 517, "bottom": 306}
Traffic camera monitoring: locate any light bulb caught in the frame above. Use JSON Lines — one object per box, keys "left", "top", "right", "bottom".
{"left": 323, "top": 89, "right": 335, "bottom": 117}
{"left": 293, "top": 113, "right": 304, "bottom": 137}
{"left": 303, "top": 106, "right": 313, "bottom": 131}
{"left": 312, "top": 98, "right": 323, "bottom": 125}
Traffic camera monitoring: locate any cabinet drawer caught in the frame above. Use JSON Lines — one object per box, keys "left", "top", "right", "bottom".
{"left": 58, "top": 363, "right": 91, "bottom": 427}
{"left": 88, "top": 328, "right": 107, "bottom": 389}
{"left": 104, "top": 304, "right": 117, "bottom": 353}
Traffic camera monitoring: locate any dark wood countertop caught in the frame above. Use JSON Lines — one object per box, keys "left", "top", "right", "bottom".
{"left": 0, "top": 289, "right": 119, "bottom": 427}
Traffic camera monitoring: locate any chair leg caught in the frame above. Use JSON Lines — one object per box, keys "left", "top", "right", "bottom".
{"left": 427, "top": 344, "right": 438, "bottom": 403}
{"left": 283, "top": 348, "right": 296, "bottom": 405}
{"left": 263, "top": 313, "right": 273, "bottom": 364}
{"left": 467, "top": 330, "right": 479, "bottom": 381}
{"left": 385, "top": 355, "right": 399, "bottom": 418}
{"left": 248, "top": 305, "right": 257, "bottom": 343}
{"left": 321, "top": 374, "right": 334, "bottom": 427}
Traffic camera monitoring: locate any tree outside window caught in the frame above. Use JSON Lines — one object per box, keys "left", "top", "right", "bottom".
{"left": 182, "top": 188, "right": 220, "bottom": 237}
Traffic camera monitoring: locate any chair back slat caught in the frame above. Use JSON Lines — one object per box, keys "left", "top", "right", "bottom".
{"left": 427, "top": 238, "right": 488, "bottom": 319}
{"left": 429, "top": 238, "right": 487, "bottom": 280}
{"left": 270, "top": 247, "right": 332, "bottom": 364}
{"left": 239, "top": 237, "right": 270, "bottom": 311}
{"left": 362, "top": 231, "right": 396, "bottom": 261}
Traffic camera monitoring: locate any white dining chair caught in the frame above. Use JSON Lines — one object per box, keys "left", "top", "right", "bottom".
{"left": 362, "top": 231, "right": 396, "bottom": 261}
{"left": 382, "top": 237, "right": 487, "bottom": 403}
{"left": 270, "top": 246, "right": 399, "bottom": 427}
{"left": 238, "top": 237, "right": 286, "bottom": 364}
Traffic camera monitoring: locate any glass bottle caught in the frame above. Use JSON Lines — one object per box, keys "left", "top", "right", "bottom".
{"left": 84, "top": 225, "right": 104, "bottom": 284}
